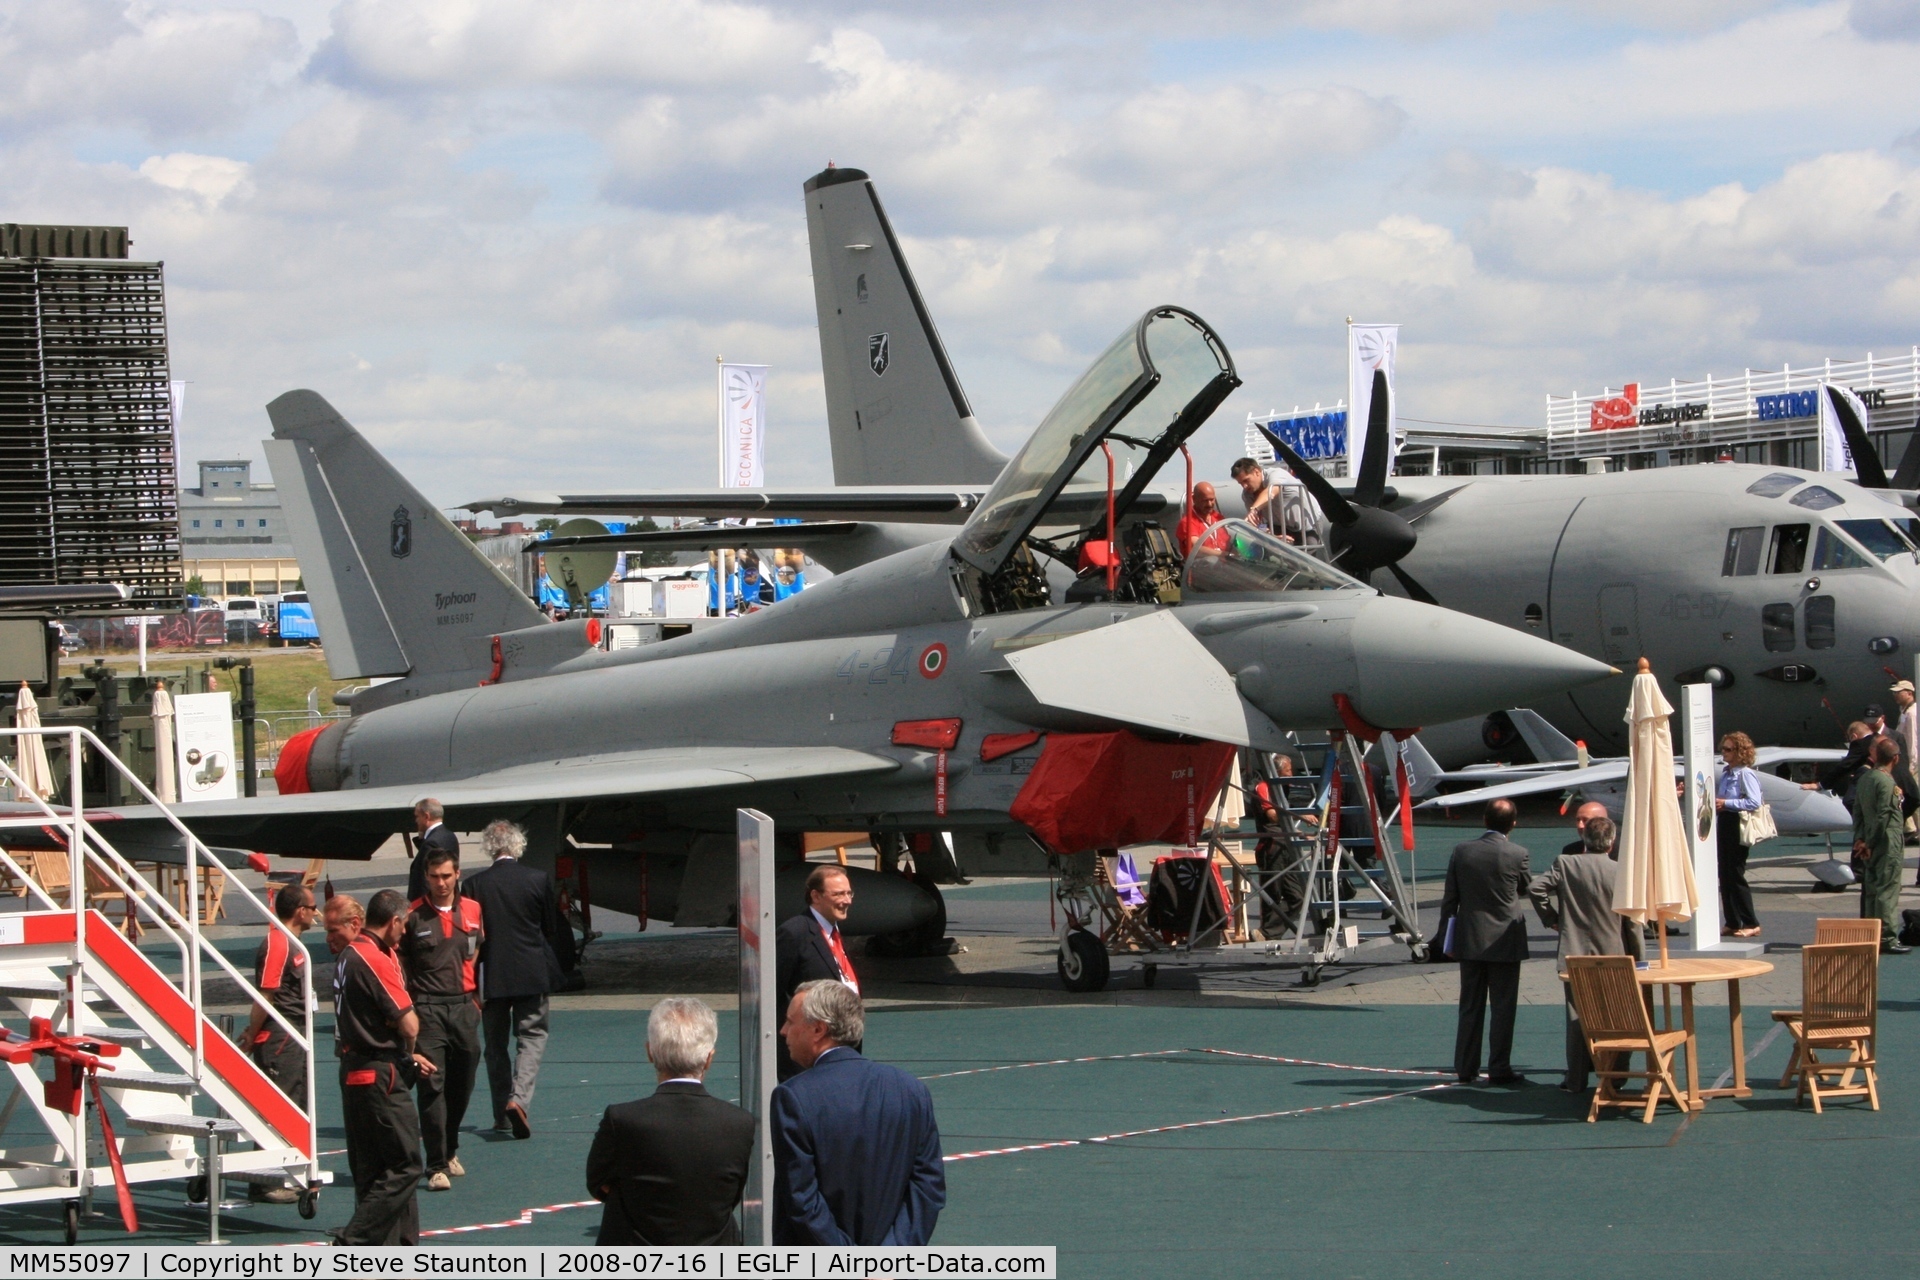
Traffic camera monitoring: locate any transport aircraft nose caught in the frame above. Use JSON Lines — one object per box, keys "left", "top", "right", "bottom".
{"left": 1346, "top": 595, "right": 1616, "bottom": 729}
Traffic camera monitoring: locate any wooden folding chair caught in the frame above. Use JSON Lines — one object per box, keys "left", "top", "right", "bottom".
{"left": 26, "top": 849, "right": 72, "bottom": 906}
{"left": 1772, "top": 927, "right": 1880, "bottom": 1086}
{"left": 1567, "top": 955, "right": 1690, "bottom": 1123}
{"left": 1774, "top": 942, "right": 1879, "bottom": 1113}
{"left": 1095, "top": 853, "right": 1161, "bottom": 954}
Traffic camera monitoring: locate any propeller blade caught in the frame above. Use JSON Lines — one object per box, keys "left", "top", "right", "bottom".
{"left": 1394, "top": 484, "right": 1468, "bottom": 525}
{"left": 1254, "top": 424, "right": 1359, "bottom": 526}
{"left": 1387, "top": 561, "right": 1440, "bottom": 606}
{"left": 1828, "top": 385, "right": 1891, "bottom": 489}
{"left": 1354, "top": 367, "right": 1393, "bottom": 507}
{"left": 1893, "top": 415, "right": 1920, "bottom": 490}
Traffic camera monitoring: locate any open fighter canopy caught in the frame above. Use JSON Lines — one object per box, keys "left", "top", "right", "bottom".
{"left": 952, "top": 306, "right": 1239, "bottom": 578}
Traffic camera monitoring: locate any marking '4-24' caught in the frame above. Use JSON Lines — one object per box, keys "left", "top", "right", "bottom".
{"left": 837, "top": 646, "right": 913, "bottom": 684}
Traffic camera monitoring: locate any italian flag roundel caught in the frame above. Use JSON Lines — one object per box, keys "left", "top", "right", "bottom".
{"left": 919, "top": 643, "right": 948, "bottom": 678}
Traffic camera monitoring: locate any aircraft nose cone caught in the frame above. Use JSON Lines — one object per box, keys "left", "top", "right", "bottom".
{"left": 1348, "top": 596, "right": 1615, "bottom": 728}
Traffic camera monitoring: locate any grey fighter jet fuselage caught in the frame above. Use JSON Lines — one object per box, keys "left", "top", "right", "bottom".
{"left": 54, "top": 306, "right": 1612, "bottom": 941}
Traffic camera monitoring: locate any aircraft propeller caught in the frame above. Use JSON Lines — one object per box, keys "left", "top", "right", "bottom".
{"left": 1825, "top": 385, "right": 1920, "bottom": 493}
{"left": 1254, "top": 367, "right": 1458, "bottom": 606}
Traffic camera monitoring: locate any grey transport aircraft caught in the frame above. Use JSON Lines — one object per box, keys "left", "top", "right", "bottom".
{"left": 42, "top": 306, "right": 1611, "bottom": 952}
{"left": 478, "top": 166, "right": 1920, "bottom": 765}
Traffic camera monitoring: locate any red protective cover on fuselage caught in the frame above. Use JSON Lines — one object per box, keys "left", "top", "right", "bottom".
{"left": 1009, "top": 731, "right": 1236, "bottom": 854}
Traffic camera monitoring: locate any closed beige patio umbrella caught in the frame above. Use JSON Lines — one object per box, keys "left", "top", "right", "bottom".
{"left": 151, "top": 682, "right": 177, "bottom": 804}
{"left": 1612, "top": 658, "right": 1699, "bottom": 966}
{"left": 13, "top": 682, "right": 53, "bottom": 801}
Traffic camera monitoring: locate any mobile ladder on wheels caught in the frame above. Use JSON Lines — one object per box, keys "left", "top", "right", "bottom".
{"left": 0, "top": 725, "right": 328, "bottom": 1243}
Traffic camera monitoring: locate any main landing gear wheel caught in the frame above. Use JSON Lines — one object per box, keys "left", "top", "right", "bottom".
{"left": 1057, "top": 929, "right": 1109, "bottom": 993}
{"left": 298, "top": 1188, "right": 319, "bottom": 1219}
{"left": 63, "top": 1200, "right": 79, "bottom": 1244}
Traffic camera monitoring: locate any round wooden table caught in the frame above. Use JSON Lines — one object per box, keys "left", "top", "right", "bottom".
{"left": 1636, "top": 957, "right": 1774, "bottom": 1109}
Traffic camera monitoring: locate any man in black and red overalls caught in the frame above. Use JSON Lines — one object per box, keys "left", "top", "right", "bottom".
{"left": 247, "top": 881, "right": 316, "bottom": 1203}
{"left": 331, "top": 889, "right": 435, "bottom": 1245}
{"left": 400, "top": 848, "right": 484, "bottom": 1193}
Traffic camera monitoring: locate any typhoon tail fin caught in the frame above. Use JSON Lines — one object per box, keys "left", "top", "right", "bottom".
{"left": 263, "top": 391, "right": 545, "bottom": 681}
{"left": 804, "top": 166, "right": 1007, "bottom": 486}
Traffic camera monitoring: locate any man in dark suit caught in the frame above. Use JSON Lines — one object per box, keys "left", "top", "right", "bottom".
{"left": 1441, "top": 798, "right": 1533, "bottom": 1085}
{"left": 1529, "top": 815, "right": 1644, "bottom": 1092}
{"left": 459, "top": 819, "right": 560, "bottom": 1139}
{"left": 774, "top": 866, "right": 859, "bottom": 1080}
{"left": 585, "top": 997, "right": 754, "bottom": 1245}
{"left": 771, "top": 981, "right": 943, "bottom": 1245}
{"left": 408, "top": 798, "right": 460, "bottom": 904}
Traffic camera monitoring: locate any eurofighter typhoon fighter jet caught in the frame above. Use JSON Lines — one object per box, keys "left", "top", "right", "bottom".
{"left": 66, "top": 305, "right": 1611, "bottom": 946}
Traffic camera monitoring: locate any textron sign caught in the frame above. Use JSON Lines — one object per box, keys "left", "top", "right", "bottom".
{"left": 1258, "top": 410, "right": 1347, "bottom": 461}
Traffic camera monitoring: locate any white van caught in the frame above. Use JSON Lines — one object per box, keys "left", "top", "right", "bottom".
{"left": 223, "top": 597, "right": 264, "bottom": 626}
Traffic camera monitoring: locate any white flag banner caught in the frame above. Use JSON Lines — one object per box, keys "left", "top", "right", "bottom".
{"left": 169, "top": 380, "right": 186, "bottom": 434}
{"left": 1346, "top": 323, "right": 1399, "bottom": 478}
{"left": 1817, "top": 382, "right": 1869, "bottom": 474}
{"left": 719, "top": 362, "right": 769, "bottom": 487}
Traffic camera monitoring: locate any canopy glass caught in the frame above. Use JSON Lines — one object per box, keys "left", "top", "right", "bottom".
{"left": 953, "top": 307, "right": 1237, "bottom": 576}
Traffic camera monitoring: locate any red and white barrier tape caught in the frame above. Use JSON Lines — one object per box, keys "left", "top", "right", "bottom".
{"left": 919, "top": 1045, "right": 1450, "bottom": 1082}
{"left": 1189, "top": 1047, "right": 1455, "bottom": 1078}
{"left": 943, "top": 1082, "right": 1454, "bottom": 1162}
{"left": 419, "top": 1199, "right": 600, "bottom": 1237}
{"left": 918, "top": 1049, "right": 1187, "bottom": 1080}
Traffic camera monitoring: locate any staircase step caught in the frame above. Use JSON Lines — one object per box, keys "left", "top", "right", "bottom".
{"left": 130, "top": 1113, "right": 245, "bottom": 1139}
{"left": 102, "top": 1071, "right": 197, "bottom": 1096}
{"left": 68, "top": 1024, "right": 152, "bottom": 1049}
{"left": 0, "top": 978, "right": 104, "bottom": 1001}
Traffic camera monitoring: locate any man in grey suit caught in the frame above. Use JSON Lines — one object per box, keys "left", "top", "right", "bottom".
{"left": 1441, "top": 799, "right": 1531, "bottom": 1084}
{"left": 1530, "top": 815, "right": 1644, "bottom": 1092}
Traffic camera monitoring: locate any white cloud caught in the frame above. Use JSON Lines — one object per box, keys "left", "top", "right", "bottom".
{"left": 4, "top": 0, "right": 1919, "bottom": 501}
{"left": 140, "top": 152, "right": 253, "bottom": 204}
{"left": 0, "top": 0, "right": 296, "bottom": 137}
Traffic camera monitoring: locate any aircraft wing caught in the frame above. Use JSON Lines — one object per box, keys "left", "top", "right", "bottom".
{"left": 464, "top": 487, "right": 987, "bottom": 523}
{"left": 531, "top": 521, "right": 871, "bottom": 553}
{"left": 1754, "top": 746, "right": 1848, "bottom": 767}
{"left": 1416, "top": 760, "right": 1630, "bottom": 809}
{"left": 0, "top": 747, "right": 900, "bottom": 860}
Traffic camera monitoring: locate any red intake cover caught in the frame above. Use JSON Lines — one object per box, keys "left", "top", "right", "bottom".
{"left": 1009, "top": 731, "right": 1236, "bottom": 854}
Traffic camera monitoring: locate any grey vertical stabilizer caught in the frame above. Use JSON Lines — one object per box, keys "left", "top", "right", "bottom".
{"left": 263, "top": 390, "right": 546, "bottom": 681}
{"left": 804, "top": 166, "right": 1007, "bottom": 486}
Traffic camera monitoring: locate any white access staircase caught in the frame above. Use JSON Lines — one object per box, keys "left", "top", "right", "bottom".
{"left": 0, "top": 726, "right": 326, "bottom": 1241}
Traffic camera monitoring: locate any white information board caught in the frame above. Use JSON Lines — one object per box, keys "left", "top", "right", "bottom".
{"left": 173, "top": 691, "right": 237, "bottom": 802}
{"left": 736, "top": 807, "right": 776, "bottom": 1246}
{"left": 1680, "top": 683, "right": 1721, "bottom": 945}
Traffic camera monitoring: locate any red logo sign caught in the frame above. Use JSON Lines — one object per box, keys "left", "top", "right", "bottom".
{"left": 1590, "top": 383, "right": 1639, "bottom": 431}
{"left": 918, "top": 643, "right": 948, "bottom": 678}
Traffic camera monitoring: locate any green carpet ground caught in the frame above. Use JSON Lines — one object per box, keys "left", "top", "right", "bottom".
{"left": 6, "top": 976, "right": 1913, "bottom": 1276}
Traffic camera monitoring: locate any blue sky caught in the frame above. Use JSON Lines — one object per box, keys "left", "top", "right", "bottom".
{"left": 5, "top": 0, "right": 1919, "bottom": 504}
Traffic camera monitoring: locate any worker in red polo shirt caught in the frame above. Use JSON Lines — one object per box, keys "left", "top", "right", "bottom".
{"left": 399, "top": 848, "right": 485, "bottom": 1192}
{"left": 1176, "top": 481, "right": 1224, "bottom": 557}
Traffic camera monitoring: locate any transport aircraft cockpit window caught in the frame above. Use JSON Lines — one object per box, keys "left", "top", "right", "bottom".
{"left": 1812, "top": 527, "right": 1870, "bottom": 571}
{"left": 1746, "top": 472, "right": 1805, "bottom": 498}
{"left": 1788, "top": 485, "right": 1846, "bottom": 511}
{"left": 1769, "top": 523, "right": 1810, "bottom": 574}
{"left": 1184, "top": 520, "right": 1366, "bottom": 595}
{"left": 1721, "top": 526, "right": 1764, "bottom": 576}
{"left": 1762, "top": 602, "right": 1797, "bottom": 652}
{"left": 1805, "top": 595, "right": 1837, "bottom": 649}
{"left": 1835, "top": 519, "right": 1916, "bottom": 562}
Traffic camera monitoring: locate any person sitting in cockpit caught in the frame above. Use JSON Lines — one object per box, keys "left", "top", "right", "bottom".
{"left": 1176, "top": 482, "right": 1224, "bottom": 558}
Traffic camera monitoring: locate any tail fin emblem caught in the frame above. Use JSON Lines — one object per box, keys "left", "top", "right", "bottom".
{"left": 390, "top": 506, "right": 412, "bottom": 559}
{"left": 868, "top": 332, "right": 889, "bottom": 377}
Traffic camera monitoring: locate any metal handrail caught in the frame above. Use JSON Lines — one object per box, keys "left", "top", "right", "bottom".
{"left": 0, "top": 725, "right": 319, "bottom": 1185}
